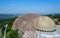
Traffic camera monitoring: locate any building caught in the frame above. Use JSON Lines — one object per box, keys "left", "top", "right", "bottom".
{"left": 12, "top": 14, "right": 56, "bottom": 38}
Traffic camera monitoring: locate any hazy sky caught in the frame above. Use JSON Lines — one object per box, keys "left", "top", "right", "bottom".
{"left": 0, "top": 0, "right": 60, "bottom": 14}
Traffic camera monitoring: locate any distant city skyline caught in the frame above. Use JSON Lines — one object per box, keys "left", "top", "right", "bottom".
{"left": 0, "top": 0, "right": 60, "bottom": 14}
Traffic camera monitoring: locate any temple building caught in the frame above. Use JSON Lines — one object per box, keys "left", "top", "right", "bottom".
{"left": 12, "top": 14, "right": 59, "bottom": 38}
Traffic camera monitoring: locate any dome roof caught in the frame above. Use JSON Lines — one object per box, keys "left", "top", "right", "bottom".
{"left": 12, "top": 14, "right": 39, "bottom": 31}
{"left": 33, "top": 16, "right": 56, "bottom": 32}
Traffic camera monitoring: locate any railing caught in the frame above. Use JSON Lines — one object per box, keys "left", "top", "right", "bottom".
{"left": 41, "top": 33, "right": 60, "bottom": 38}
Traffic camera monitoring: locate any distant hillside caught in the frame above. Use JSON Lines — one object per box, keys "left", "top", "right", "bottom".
{"left": 46, "top": 13, "right": 60, "bottom": 15}
{"left": 0, "top": 14, "right": 18, "bottom": 24}
{"left": 46, "top": 13, "right": 60, "bottom": 20}
{"left": 0, "top": 14, "right": 18, "bottom": 19}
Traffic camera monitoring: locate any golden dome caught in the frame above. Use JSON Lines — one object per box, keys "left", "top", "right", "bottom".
{"left": 33, "top": 16, "right": 56, "bottom": 32}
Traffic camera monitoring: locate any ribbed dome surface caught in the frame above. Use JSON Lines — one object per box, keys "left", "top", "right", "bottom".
{"left": 33, "top": 16, "right": 56, "bottom": 32}
{"left": 12, "top": 14, "right": 39, "bottom": 32}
